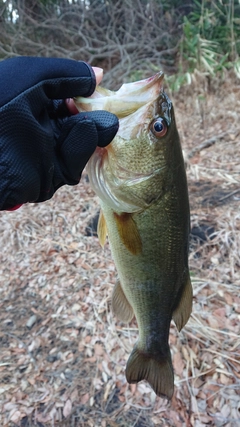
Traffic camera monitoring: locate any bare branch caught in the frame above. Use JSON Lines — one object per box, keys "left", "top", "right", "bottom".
{"left": 0, "top": 1, "right": 181, "bottom": 87}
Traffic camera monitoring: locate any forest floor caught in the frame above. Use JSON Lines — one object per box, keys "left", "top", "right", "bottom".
{"left": 0, "top": 75, "right": 239, "bottom": 427}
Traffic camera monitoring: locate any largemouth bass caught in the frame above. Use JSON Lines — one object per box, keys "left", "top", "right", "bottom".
{"left": 75, "top": 73, "right": 192, "bottom": 399}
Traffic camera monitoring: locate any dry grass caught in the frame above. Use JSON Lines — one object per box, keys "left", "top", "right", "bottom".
{"left": 0, "top": 77, "right": 240, "bottom": 427}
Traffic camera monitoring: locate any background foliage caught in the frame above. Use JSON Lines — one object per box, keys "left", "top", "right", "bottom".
{"left": 0, "top": 0, "right": 239, "bottom": 89}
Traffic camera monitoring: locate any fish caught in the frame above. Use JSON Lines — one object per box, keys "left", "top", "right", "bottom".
{"left": 74, "top": 72, "right": 192, "bottom": 399}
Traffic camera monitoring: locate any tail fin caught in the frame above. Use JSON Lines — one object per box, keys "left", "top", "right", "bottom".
{"left": 126, "top": 346, "right": 174, "bottom": 399}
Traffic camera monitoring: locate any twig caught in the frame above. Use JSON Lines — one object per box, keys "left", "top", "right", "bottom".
{"left": 187, "top": 130, "right": 239, "bottom": 159}
{"left": 219, "top": 189, "right": 240, "bottom": 201}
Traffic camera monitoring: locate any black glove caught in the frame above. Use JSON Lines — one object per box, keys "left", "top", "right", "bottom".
{"left": 0, "top": 56, "right": 119, "bottom": 210}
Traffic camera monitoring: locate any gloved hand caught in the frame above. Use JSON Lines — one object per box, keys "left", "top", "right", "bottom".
{"left": 0, "top": 56, "right": 119, "bottom": 210}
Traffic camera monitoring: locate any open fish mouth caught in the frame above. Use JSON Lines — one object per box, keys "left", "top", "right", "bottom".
{"left": 74, "top": 72, "right": 164, "bottom": 117}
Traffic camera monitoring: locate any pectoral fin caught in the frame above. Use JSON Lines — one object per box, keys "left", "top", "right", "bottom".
{"left": 97, "top": 210, "right": 107, "bottom": 247}
{"left": 113, "top": 212, "right": 142, "bottom": 255}
{"left": 172, "top": 273, "right": 193, "bottom": 332}
{"left": 112, "top": 279, "right": 134, "bottom": 323}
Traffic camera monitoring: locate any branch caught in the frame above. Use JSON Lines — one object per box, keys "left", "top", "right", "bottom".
{"left": 187, "top": 130, "right": 240, "bottom": 159}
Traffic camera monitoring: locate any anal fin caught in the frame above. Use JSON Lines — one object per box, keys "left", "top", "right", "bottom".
{"left": 113, "top": 212, "right": 142, "bottom": 255}
{"left": 172, "top": 273, "right": 193, "bottom": 332}
{"left": 112, "top": 279, "right": 134, "bottom": 323}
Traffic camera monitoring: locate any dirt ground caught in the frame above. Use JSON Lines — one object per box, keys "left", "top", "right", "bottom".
{"left": 0, "top": 75, "right": 239, "bottom": 427}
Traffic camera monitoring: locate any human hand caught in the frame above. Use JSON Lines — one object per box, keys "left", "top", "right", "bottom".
{"left": 0, "top": 57, "right": 119, "bottom": 210}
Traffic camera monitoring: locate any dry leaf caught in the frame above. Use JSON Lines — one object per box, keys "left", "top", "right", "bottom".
{"left": 63, "top": 399, "right": 72, "bottom": 418}
{"left": 94, "top": 343, "right": 104, "bottom": 356}
{"left": 9, "top": 410, "right": 22, "bottom": 423}
{"left": 80, "top": 393, "right": 89, "bottom": 405}
{"left": 173, "top": 352, "right": 184, "bottom": 376}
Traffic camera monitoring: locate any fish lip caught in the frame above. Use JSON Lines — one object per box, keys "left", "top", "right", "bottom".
{"left": 74, "top": 72, "right": 165, "bottom": 117}
{"left": 130, "top": 72, "right": 164, "bottom": 88}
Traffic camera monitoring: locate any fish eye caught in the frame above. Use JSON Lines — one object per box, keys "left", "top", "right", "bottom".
{"left": 150, "top": 118, "right": 168, "bottom": 138}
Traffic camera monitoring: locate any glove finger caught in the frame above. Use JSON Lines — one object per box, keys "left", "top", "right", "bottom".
{"left": 84, "top": 111, "right": 119, "bottom": 147}
{"left": 48, "top": 100, "right": 72, "bottom": 120}
{"left": 56, "top": 111, "right": 119, "bottom": 183}
{"left": 1, "top": 57, "right": 96, "bottom": 107}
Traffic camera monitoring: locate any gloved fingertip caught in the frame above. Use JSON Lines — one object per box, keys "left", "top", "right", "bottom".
{"left": 83, "top": 111, "right": 119, "bottom": 147}
{"left": 98, "top": 112, "right": 119, "bottom": 147}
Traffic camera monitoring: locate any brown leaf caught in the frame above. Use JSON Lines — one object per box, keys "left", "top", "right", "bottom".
{"left": 80, "top": 393, "right": 89, "bottom": 405}
{"left": 173, "top": 352, "right": 184, "bottom": 376}
{"left": 94, "top": 343, "right": 104, "bottom": 356}
{"left": 63, "top": 399, "right": 72, "bottom": 418}
{"left": 224, "top": 293, "right": 233, "bottom": 305}
{"left": 70, "top": 389, "right": 79, "bottom": 402}
{"left": 86, "top": 356, "right": 97, "bottom": 363}
{"left": 213, "top": 307, "right": 226, "bottom": 318}
{"left": 9, "top": 410, "right": 22, "bottom": 423}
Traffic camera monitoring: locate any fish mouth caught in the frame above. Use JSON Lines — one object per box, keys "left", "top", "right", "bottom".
{"left": 74, "top": 72, "right": 164, "bottom": 118}
{"left": 87, "top": 147, "right": 166, "bottom": 213}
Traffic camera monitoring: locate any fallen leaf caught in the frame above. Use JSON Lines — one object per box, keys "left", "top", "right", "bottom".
{"left": 9, "top": 410, "right": 22, "bottom": 423}
{"left": 94, "top": 343, "right": 104, "bottom": 356}
{"left": 63, "top": 398, "right": 72, "bottom": 418}
{"left": 173, "top": 352, "right": 184, "bottom": 376}
{"left": 80, "top": 393, "right": 89, "bottom": 405}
